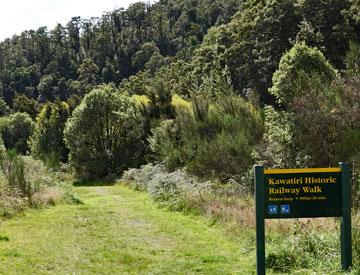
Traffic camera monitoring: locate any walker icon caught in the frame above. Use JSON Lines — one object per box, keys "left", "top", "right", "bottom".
{"left": 268, "top": 205, "right": 278, "bottom": 215}
{"left": 280, "top": 205, "right": 290, "bottom": 214}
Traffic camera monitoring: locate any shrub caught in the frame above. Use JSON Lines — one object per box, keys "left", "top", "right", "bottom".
{"left": 0, "top": 186, "right": 28, "bottom": 218}
{"left": 122, "top": 163, "right": 213, "bottom": 212}
{"left": 64, "top": 85, "right": 145, "bottom": 179}
{"left": 121, "top": 164, "right": 255, "bottom": 219}
{"left": 22, "top": 156, "right": 79, "bottom": 206}
{"left": 148, "top": 119, "right": 180, "bottom": 170}
{"left": 259, "top": 106, "right": 306, "bottom": 168}
{"left": 148, "top": 93, "right": 263, "bottom": 181}
{"left": 121, "top": 163, "right": 165, "bottom": 191}
{"left": 0, "top": 112, "right": 35, "bottom": 154}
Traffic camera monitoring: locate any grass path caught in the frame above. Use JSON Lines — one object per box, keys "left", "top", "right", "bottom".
{"left": 0, "top": 185, "right": 255, "bottom": 274}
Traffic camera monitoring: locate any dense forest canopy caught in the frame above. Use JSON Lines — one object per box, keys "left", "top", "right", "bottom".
{"left": 0, "top": 0, "right": 242, "bottom": 106}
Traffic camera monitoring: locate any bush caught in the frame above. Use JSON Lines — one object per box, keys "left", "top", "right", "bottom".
{"left": 0, "top": 186, "right": 28, "bottom": 218}
{"left": 121, "top": 163, "right": 165, "bottom": 191}
{"left": 64, "top": 85, "right": 145, "bottom": 179}
{"left": 0, "top": 112, "right": 35, "bottom": 154}
{"left": 122, "top": 163, "right": 213, "bottom": 212}
{"left": 260, "top": 105, "right": 306, "bottom": 168}
{"left": 149, "top": 93, "right": 263, "bottom": 181}
{"left": 121, "top": 163, "right": 255, "bottom": 220}
{"left": 148, "top": 119, "right": 180, "bottom": 170}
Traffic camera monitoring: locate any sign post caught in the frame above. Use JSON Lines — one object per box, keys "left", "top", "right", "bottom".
{"left": 254, "top": 163, "right": 352, "bottom": 274}
{"left": 255, "top": 165, "right": 265, "bottom": 275}
{"left": 340, "top": 162, "right": 352, "bottom": 271}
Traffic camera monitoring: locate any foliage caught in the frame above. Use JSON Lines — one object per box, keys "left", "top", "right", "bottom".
{"left": 1, "top": 150, "right": 32, "bottom": 200}
{"left": 0, "top": 112, "right": 35, "bottom": 154}
{"left": 149, "top": 92, "right": 263, "bottom": 181}
{"left": 13, "top": 94, "right": 38, "bottom": 119}
{"left": 269, "top": 43, "right": 338, "bottom": 105}
{"left": 0, "top": 98, "right": 11, "bottom": 117}
{"left": 0, "top": 147, "right": 76, "bottom": 217}
{"left": 259, "top": 43, "right": 360, "bottom": 171}
{"left": 29, "top": 100, "right": 70, "bottom": 167}
{"left": 193, "top": 0, "right": 301, "bottom": 103}
{"left": 0, "top": 0, "right": 242, "bottom": 113}
{"left": 260, "top": 106, "right": 298, "bottom": 168}
{"left": 123, "top": 163, "right": 255, "bottom": 227}
{"left": 64, "top": 85, "right": 145, "bottom": 179}
{"left": 131, "top": 42, "right": 160, "bottom": 70}
{"left": 266, "top": 221, "right": 341, "bottom": 273}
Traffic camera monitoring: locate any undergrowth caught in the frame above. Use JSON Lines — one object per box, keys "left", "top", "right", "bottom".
{"left": 0, "top": 155, "right": 79, "bottom": 219}
{"left": 121, "top": 163, "right": 360, "bottom": 273}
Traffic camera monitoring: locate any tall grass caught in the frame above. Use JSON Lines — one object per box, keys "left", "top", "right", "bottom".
{"left": 0, "top": 149, "right": 78, "bottom": 218}
{"left": 1, "top": 149, "right": 32, "bottom": 199}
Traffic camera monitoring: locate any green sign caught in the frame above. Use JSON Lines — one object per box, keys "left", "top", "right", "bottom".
{"left": 264, "top": 168, "right": 342, "bottom": 219}
{"left": 254, "top": 163, "right": 352, "bottom": 275}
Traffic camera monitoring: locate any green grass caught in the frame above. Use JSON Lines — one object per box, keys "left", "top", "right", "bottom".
{"left": 0, "top": 185, "right": 255, "bottom": 274}
{"left": 0, "top": 184, "right": 358, "bottom": 274}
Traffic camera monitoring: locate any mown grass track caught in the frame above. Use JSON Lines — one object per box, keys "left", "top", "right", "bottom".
{"left": 0, "top": 185, "right": 254, "bottom": 274}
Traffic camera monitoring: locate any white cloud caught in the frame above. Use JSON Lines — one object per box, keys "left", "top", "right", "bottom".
{"left": 0, "top": 0, "right": 151, "bottom": 41}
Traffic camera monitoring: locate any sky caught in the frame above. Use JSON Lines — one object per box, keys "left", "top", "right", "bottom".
{"left": 0, "top": 0, "right": 151, "bottom": 41}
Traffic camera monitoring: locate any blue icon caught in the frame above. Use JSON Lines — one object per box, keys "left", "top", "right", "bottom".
{"left": 280, "top": 205, "right": 290, "bottom": 214}
{"left": 269, "top": 205, "right": 278, "bottom": 214}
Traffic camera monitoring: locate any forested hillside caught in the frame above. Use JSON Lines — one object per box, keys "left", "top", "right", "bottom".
{"left": 0, "top": 0, "right": 360, "bottom": 202}
{"left": 0, "top": 0, "right": 241, "bottom": 105}
{"left": 0, "top": 0, "right": 360, "bottom": 187}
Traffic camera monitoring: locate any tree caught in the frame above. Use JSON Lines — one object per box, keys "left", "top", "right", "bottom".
{"left": 64, "top": 85, "right": 145, "bottom": 179}
{"left": 263, "top": 43, "right": 360, "bottom": 168}
{"left": 269, "top": 43, "right": 338, "bottom": 105}
{"left": 299, "top": 0, "right": 354, "bottom": 68}
{"left": 131, "top": 42, "right": 160, "bottom": 70}
{"left": 37, "top": 74, "right": 58, "bottom": 102}
{"left": 29, "top": 101, "right": 70, "bottom": 166}
{"left": 77, "top": 58, "right": 100, "bottom": 85}
{"left": 0, "top": 98, "right": 11, "bottom": 117}
{"left": 0, "top": 0, "right": 245, "bottom": 108}
{"left": 13, "top": 94, "right": 38, "bottom": 119}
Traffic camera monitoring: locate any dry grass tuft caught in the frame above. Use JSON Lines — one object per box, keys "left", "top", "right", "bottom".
{"left": 31, "top": 186, "right": 65, "bottom": 208}
{"left": 204, "top": 197, "right": 255, "bottom": 227}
